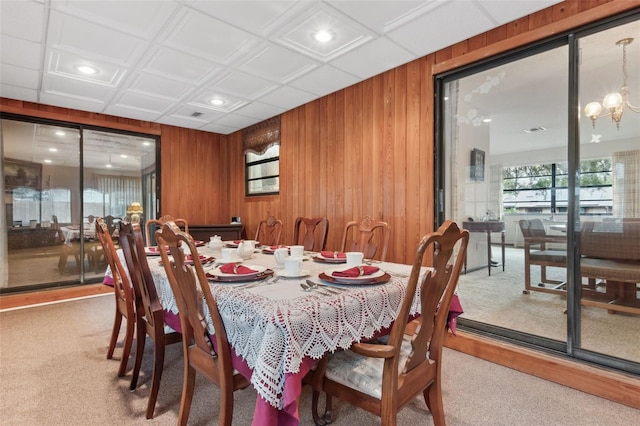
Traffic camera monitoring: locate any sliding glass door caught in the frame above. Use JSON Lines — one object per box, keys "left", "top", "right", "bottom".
{"left": 438, "top": 14, "right": 639, "bottom": 374}
{"left": 1, "top": 116, "right": 158, "bottom": 292}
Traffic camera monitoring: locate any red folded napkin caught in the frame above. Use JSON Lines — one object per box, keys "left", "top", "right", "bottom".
{"left": 321, "top": 251, "right": 346, "bottom": 259}
{"left": 185, "top": 254, "right": 206, "bottom": 262}
{"left": 233, "top": 240, "right": 242, "bottom": 244}
{"left": 219, "top": 263, "right": 258, "bottom": 275}
{"left": 332, "top": 266, "right": 380, "bottom": 277}
{"left": 269, "top": 245, "right": 288, "bottom": 250}
{"left": 148, "top": 245, "right": 168, "bottom": 253}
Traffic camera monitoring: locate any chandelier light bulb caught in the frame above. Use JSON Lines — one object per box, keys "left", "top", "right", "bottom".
{"left": 602, "top": 91, "right": 623, "bottom": 110}
{"left": 584, "top": 102, "right": 602, "bottom": 119}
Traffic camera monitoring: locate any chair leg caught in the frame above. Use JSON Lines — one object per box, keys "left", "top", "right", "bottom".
{"left": 217, "top": 387, "right": 235, "bottom": 426}
{"left": 130, "top": 318, "right": 146, "bottom": 388}
{"left": 107, "top": 310, "right": 123, "bottom": 359}
{"left": 145, "top": 338, "right": 166, "bottom": 419}
{"left": 178, "top": 364, "right": 197, "bottom": 426}
{"left": 424, "top": 381, "right": 445, "bottom": 426}
{"left": 311, "top": 390, "right": 333, "bottom": 425}
{"left": 118, "top": 314, "right": 135, "bottom": 377}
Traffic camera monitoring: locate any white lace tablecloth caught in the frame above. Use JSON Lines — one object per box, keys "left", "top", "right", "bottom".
{"left": 140, "top": 248, "right": 426, "bottom": 409}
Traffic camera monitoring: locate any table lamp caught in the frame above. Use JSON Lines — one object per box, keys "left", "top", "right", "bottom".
{"left": 127, "top": 202, "right": 143, "bottom": 224}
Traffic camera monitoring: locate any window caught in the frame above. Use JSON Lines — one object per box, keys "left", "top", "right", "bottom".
{"left": 243, "top": 116, "right": 280, "bottom": 196}
{"left": 503, "top": 159, "right": 612, "bottom": 215}
{"left": 245, "top": 145, "right": 279, "bottom": 195}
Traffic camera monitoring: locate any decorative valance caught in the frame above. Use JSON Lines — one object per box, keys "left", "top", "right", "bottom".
{"left": 243, "top": 116, "right": 281, "bottom": 154}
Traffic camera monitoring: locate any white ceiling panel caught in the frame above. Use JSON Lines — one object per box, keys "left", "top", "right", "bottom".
{"left": 209, "top": 71, "right": 278, "bottom": 100}
{"left": 387, "top": 1, "right": 497, "bottom": 57}
{"left": 161, "top": 6, "right": 261, "bottom": 65}
{"left": 47, "top": 10, "right": 149, "bottom": 65}
{"left": 272, "top": 3, "right": 376, "bottom": 62}
{"left": 0, "top": 84, "right": 38, "bottom": 102}
{"left": 125, "top": 72, "right": 194, "bottom": 101}
{"left": 41, "top": 74, "right": 116, "bottom": 105}
{"left": 141, "top": 46, "right": 222, "bottom": 84}
{"left": 238, "top": 42, "right": 319, "bottom": 84}
{"left": 50, "top": 0, "right": 180, "bottom": 40}
{"left": 187, "top": 0, "right": 296, "bottom": 36}
{"left": 233, "top": 101, "right": 287, "bottom": 121}
{"left": 289, "top": 64, "right": 360, "bottom": 96}
{"left": 258, "top": 85, "right": 317, "bottom": 110}
{"left": 0, "top": 0, "right": 45, "bottom": 42}
{"left": 0, "top": 0, "right": 564, "bottom": 135}
{"left": 331, "top": 37, "right": 415, "bottom": 80}
{"left": 46, "top": 49, "right": 127, "bottom": 87}
{"left": 1, "top": 63, "right": 39, "bottom": 89}
{"left": 112, "top": 92, "right": 174, "bottom": 115}
{"left": 0, "top": 34, "right": 42, "bottom": 69}
{"left": 326, "top": 0, "right": 443, "bottom": 33}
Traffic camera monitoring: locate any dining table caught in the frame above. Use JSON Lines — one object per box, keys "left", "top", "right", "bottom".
{"left": 103, "top": 243, "right": 464, "bottom": 426}
{"left": 60, "top": 223, "right": 96, "bottom": 243}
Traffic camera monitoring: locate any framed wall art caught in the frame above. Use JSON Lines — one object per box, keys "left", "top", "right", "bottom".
{"left": 4, "top": 158, "right": 42, "bottom": 192}
{"left": 470, "top": 148, "right": 485, "bottom": 181}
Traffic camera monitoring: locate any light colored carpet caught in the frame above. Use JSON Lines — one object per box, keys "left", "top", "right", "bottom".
{"left": 1, "top": 294, "right": 638, "bottom": 425}
{"left": 457, "top": 247, "right": 640, "bottom": 363}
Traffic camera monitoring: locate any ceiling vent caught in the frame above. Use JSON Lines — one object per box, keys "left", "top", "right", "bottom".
{"left": 523, "top": 126, "right": 546, "bottom": 134}
{"left": 190, "top": 112, "right": 203, "bottom": 117}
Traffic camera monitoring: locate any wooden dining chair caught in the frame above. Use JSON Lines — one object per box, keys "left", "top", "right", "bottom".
{"left": 311, "top": 220, "right": 469, "bottom": 426}
{"left": 519, "top": 219, "right": 567, "bottom": 294}
{"left": 255, "top": 215, "right": 283, "bottom": 246}
{"left": 293, "top": 217, "right": 329, "bottom": 251}
{"left": 118, "top": 221, "right": 182, "bottom": 419}
{"left": 340, "top": 215, "right": 391, "bottom": 261}
{"left": 156, "top": 222, "right": 250, "bottom": 426}
{"left": 96, "top": 217, "right": 135, "bottom": 377}
{"left": 145, "top": 214, "right": 189, "bottom": 247}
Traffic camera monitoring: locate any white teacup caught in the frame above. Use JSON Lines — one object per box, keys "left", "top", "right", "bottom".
{"left": 221, "top": 248, "right": 235, "bottom": 262}
{"left": 346, "top": 252, "right": 364, "bottom": 267}
{"left": 290, "top": 245, "right": 305, "bottom": 259}
{"left": 285, "top": 258, "right": 303, "bottom": 276}
{"left": 274, "top": 247, "right": 289, "bottom": 268}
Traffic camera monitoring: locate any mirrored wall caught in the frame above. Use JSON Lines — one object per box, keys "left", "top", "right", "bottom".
{"left": 1, "top": 116, "right": 158, "bottom": 292}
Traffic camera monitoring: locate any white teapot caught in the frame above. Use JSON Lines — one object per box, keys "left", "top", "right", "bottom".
{"left": 236, "top": 240, "right": 256, "bottom": 260}
{"left": 209, "top": 235, "right": 223, "bottom": 251}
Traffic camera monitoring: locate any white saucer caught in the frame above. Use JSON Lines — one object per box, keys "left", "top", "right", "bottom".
{"left": 216, "top": 258, "right": 243, "bottom": 264}
{"left": 277, "top": 269, "right": 310, "bottom": 279}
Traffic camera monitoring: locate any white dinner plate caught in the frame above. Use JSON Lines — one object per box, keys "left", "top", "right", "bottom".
{"left": 313, "top": 254, "right": 347, "bottom": 263}
{"left": 277, "top": 269, "right": 310, "bottom": 279}
{"left": 210, "top": 265, "right": 266, "bottom": 281}
{"left": 215, "top": 258, "right": 244, "bottom": 264}
{"left": 328, "top": 268, "right": 386, "bottom": 283}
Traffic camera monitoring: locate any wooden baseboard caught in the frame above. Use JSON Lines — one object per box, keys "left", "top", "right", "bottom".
{"left": 0, "top": 284, "right": 112, "bottom": 310}
{"left": 445, "top": 330, "right": 640, "bottom": 410}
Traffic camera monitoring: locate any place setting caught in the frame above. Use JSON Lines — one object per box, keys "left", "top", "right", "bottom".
{"left": 206, "top": 263, "right": 274, "bottom": 283}
{"left": 318, "top": 252, "right": 391, "bottom": 286}
{"left": 312, "top": 250, "right": 348, "bottom": 263}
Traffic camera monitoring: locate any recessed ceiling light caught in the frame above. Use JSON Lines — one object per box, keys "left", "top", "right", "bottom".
{"left": 55, "top": 130, "right": 66, "bottom": 136}
{"left": 76, "top": 65, "right": 97, "bottom": 75}
{"left": 142, "top": 141, "right": 151, "bottom": 146}
{"left": 48, "top": 147, "right": 58, "bottom": 152}
{"left": 482, "top": 118, "right": 492, "bottom": 123}
{"left": 210, "top": 98, "right": 225, "bottom": 106}
{"left": 120, "top": 154, "right": 128, "bottom": 158}
{"left": 44, "top": 159, "right": 52, "bottom": 163}
{"left": 313, "top": 29, "right": 333, "bottom": 43}
{"left": 106, "top": 164, "right": 112, "bottom": 168}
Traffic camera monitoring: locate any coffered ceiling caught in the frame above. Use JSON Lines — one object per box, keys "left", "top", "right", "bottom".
{"left": 1, "top": 0, "right": 562, "bottom": 135}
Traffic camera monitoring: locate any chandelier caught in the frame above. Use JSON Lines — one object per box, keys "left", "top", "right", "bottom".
{"left": 584, "top": 37, "right": 639, "bottom": 130}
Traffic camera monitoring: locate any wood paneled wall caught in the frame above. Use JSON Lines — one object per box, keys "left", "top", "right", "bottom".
{"left": 225, "top": 0, "right": 634, "bottom": 264}
{"left": 2, "top": 0, "right": 636, "bottom": 265}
